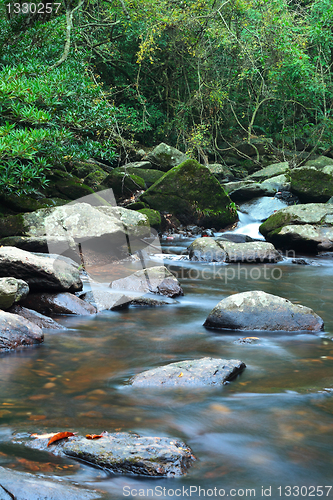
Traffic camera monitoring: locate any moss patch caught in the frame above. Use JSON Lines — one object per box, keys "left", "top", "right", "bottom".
{"left": 138, "top": 208, "right": 161, "bottom": 230}
{"left": 290, "top": 167, "right": 333, "bottom": 202}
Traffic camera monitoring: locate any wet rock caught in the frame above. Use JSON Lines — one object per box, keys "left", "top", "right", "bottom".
{"left": 274, "top": 190, "right": 299, "bottom": 205}
{"left": 0, "top": 247, "right": 82, "bottom": 293}
{"left": 80, "top": 289, "right": 176, "bottom": 311}
{"left": 259, "top": 203, "right": 333, "bottom": 252}
{"left": 0, "top": 310, "right": 43, "bottom": 350}
{"left": 8, "top": 305, "right": 64, "bottom": 329}
{"left": 18, "top": 432, "right": 195, "bottom": 477}
{"left": 218, "top": 241, "right": 282, "bottom": 263}
{"left": 144, "top": 142, "right": 188, "bottom": 172}
{"left": 201, "top": 229, "right": 215, "bottom": 237}
{"left": 0, "top": 466, "right": 100, "bottom": 500}
{"left": 204, "top": 290, "right": 324, "bottom": 332}
{"left": 247, "top": 162, "right": 289, "bottom": 181}
{"left": 20, "top": 292, "right": 96, "bottom": 316}
{"left": 291, "top": 258, "right": 311, "bottom": 265}
{"left": 234, "top": 337, "right": 260, "bottom": 345}
{"left": 188, "top": 238, "right": 226, "bottom": 262}
{"left": 110, "top": 266, "right": 183, "bottom": 298}
{"left": 218, "top": 233, "right": 254, "bottom": 243}
{"left": 289, "top": 166, "right": 333, "bottom": 202}
{"left": 131, "top": 357, "right": 246, "bottom": 387}
{"left": 0, "top": 277, "right": 29, "bottom": 310}
{"left": 141, "top": 159, "right": 237, "bottom": 229}
{"left": 188, "top": 237, "right": 281, "bottom": 263}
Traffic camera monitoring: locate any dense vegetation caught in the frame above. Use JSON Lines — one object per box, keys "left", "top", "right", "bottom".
{"left": 0, "top": 0, "right": 332, "bottom": 194}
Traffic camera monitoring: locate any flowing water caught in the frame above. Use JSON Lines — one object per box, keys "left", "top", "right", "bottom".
{"left": 0, "top": 197, "right": 333, "bottom": 499}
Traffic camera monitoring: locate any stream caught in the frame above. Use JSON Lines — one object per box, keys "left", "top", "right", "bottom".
{"left": 0, "top": 196, "right": 333, "bottom": 499}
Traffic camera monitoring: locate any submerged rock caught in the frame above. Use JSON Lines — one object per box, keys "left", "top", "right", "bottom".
{"left": 80, "top": 289, "right": 176, "bottom": 311}
{"left": 141, "top": 159, "right": 237, "bottom": 229}
{"left": 17, "top": 432, "right": 195, "bottom": 478}
{"left": 0, "top": 247, "right": 82, "bottom": 292}
{"left": 131, "top": 358, "right": 245, "bottom": 387}
{"left": 0, "top": 277, "right": 29, "bottom": 310}
{"left": 204, "top": 291, "right": 324, "bottom": 332}
{"left": 259, "top": 203, "right": 333, "bottom": 252}
{"left": 110, "top": 266, "right": 183, "bottom": 298}
{"left": 188, "top": 237, "right": 281, "bottom": 263}
{"left": 0, "top": 310, "right": 44, "bottom": 350}
{"left": 8, "top": 304, "right": 63, "bottom": 329}
{"left": 20, "top": 292, "right": 97, "bottom": 316}
{"left": 0, "top": 466, "right": 100, "bottom": 500}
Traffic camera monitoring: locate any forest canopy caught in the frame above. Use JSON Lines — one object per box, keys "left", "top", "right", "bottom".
{"left": 0, "top": 0, "right": 332, "bottom": 193}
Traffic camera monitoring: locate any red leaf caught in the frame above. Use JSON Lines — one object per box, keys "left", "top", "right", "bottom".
{"left": 86, "top": 433, "right": 104, "bottom": 440}
{"left": 47, "top": 432, "right": 75, "bottom": 447}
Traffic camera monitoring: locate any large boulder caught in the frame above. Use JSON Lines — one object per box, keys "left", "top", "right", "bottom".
{"left": 222, "top": 180, "right": 265, "bottom": 201}
{"left": 141, "top": 159, "right": 238, "bottom": 228}
{"left": 116, "top": 166, "right": 164, "bottom": 187}
{"left": 144, "top": 143, "right": 188, "bottom": 172}
{"left": 188, "top": 238, "right": 281, "bottom": 263}
{"left": 17, "top": 432, "right": 195, "bottom": 478}
{"left": 103, "top": 170, "right": 146, "bottom": 198}
{"left": 110, "top": 266, "right": 183, "bottom": 298}
{"left": 289, "top": 166, "right": 333, "bottom": 202}
{"left": 0, "top": 310, "right": 44, "bottom": 350}
{"left": 0, "top": 247, "right": 82, "bottom": 292}
{"left": 0, "top": 466, "right": 100, "bottom": 500}
{"left": 259, "top": 203, "right": 333, "bottom": 252}
{"left": 233, "top": 138, "right": 274, "bottom": 157}
{"left": 130, "top": 357, "right": 246, "bottom": 387}
{"left": 0, "top": 277, "right": 29, "bottom": 310}
{"left": 0, "top": 202, "right": 150, "bottom": 253}
{"left": 20, "top": 292, "right": 97, "bottom": 315}
{"left": 204, "top": 291, "right": 324, "bottom": 332}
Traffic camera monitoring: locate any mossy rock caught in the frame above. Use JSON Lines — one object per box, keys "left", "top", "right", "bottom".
{"left": 68, "top": 160, "right": 109, "bottom": 189}
{"left": 117, "top": 167, "right": 164, "bottom": 187}
{"left": 140, "top": 159, "right": 238, "bottom": 229}
{"left": 290, "top": 166, "right": 333, "bottom": 202}
{"left": 44, "top": 170, "right": 95, "bottom": 200}
{"left": 104, "top": 170, "right": 146, "bottom": 198}
{"left": 304, "top": 156, "right": 333, "bottom": 169}
{"left": 0, "top": 194, "right": 66, "bottom": 213}
{"left": 138, "top": 208, "right": 161, "bottom": 230}
{"left": 0, "top": 214, "right": 26, "bottom": 238}
{"left": 126, "top": 201, "right": 148, "bottom": 210}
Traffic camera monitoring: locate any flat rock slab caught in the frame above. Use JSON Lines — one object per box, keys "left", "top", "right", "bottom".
{"left": 0, "top": 466, "right": 100, "bottom": 500}
{"left": 131, "top": 357, "right": 246, "bottom": 387}
{"left": 21, "top": 292, "right": 97, "bottom": 316}
{"left": 0, "top": 310, "right": 43, "bottom": 351}
{"left": 204, "top": 291, "right": 324, "bottom": 332}
{"left": 8, "top": 305, "right": 64, "bottom": 329}
{"left": 0, "top": 247, "right": 82, "bottom": 293}
{"left": 80, "top": 289, "right": 176, "bottom": 311}
{"left": 15, "top": 432, "right": 195, "bottom": 478}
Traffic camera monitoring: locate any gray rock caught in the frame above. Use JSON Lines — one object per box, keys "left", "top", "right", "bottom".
{"left": 17, "top": 432, "right": 195, "bottom": 478}
{"left": 80, "top": 289, "right": 176, "bottom": 311}
{"left": 218, "top": 241, "right": 282, "bottom": 263}
{"left": 20, "top": 292, "right": 97, "bottom": 316}
{"left": 131, "top": 357, "right": 246, "bottom": 387}
{"left": 188, "top": 237, "right": 281, "bottom": 263}
{"left": 0, "top": 310, "right": 43, "bottom": 351}
{"left": 304, "top": 155, "right": 333, "bottom": 169}
{"left": 0, "top": 247, "right": 82, "bottom": 293}
{"left": 0, "top": 466, "right": 100, "bottom": 500}
{"left": 223, "top": 180, "right": 265, "bottom": 201}
{"left": 144, "top": 142, "right": 188, "bottom": 172}
{"left": 204, "top": 291, "right": 324, "bottom": 332}
{"left": 260, "top": 174, "right": 291, "bottom": 194}
{"left": 0, "top": 202, "right": 150, "bottom": 253}
{"left": 188, "top": 238, "right": 227, "bottom": 262}
{"left": 259, "top": 203, "right": 333, "bottom": 252}
{"left": 121, "top": 161, "right": 154, "bottom": 169}
{"left": 110, "top": 266, "right": 183, "bottom": 298}
{"left": 0, "top": 277, "right": 29, "bottom": 310}
{"left": 8, "top": 305, "right": 64, "bottom": 329}
{"left": 247, "top": 162, "right": 289, "bottom": 181}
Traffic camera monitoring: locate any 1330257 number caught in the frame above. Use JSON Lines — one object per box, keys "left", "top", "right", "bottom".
{"left": 6, "top": 3, "right": 61, "bottom": 14}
